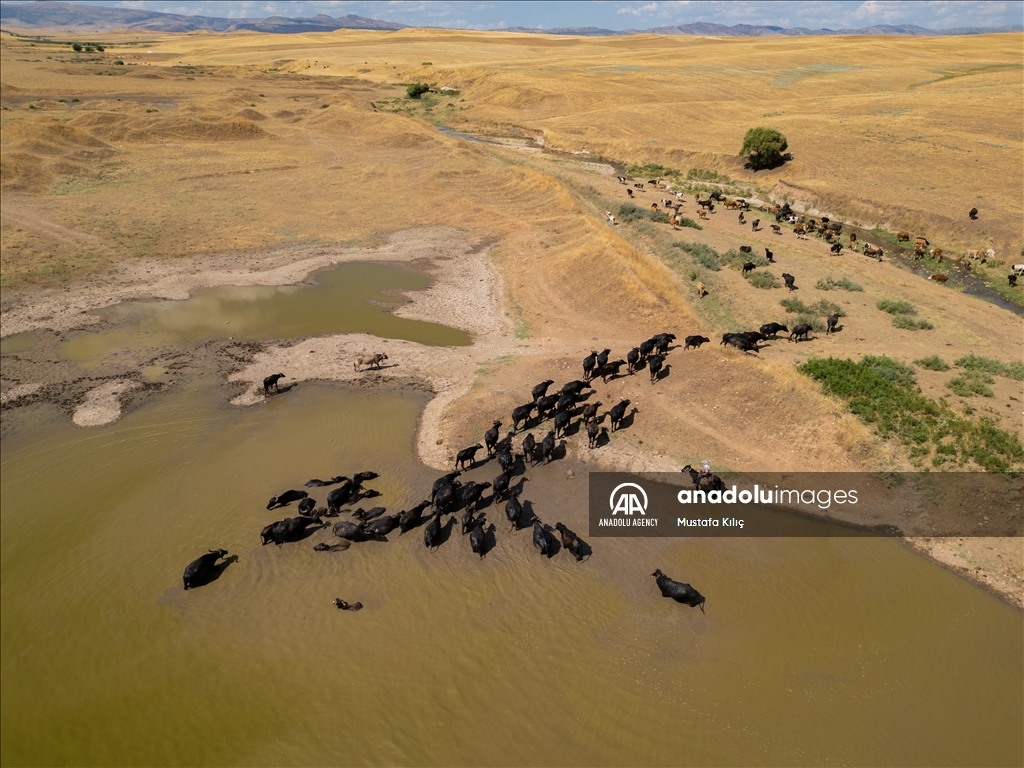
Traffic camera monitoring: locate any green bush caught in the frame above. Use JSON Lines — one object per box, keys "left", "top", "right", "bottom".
{"left": 721, "top": 249, "right": 768, "bottom": 270}
{"left": 407, "top": 83, "right": 430, "bottom": 99}
{"left": 72, "top": 43, "right": 82, "bottom": 52}
{"left": 687, "top": 167, "right": 732, "bottom": 183}
{"left": 740, "top": 127, "right": 788, "bottom": 170}
{"left": 955, "top": 354, "right": 1024, "bottom": 381}
{"left": 673, "top": 241, "right": 719, "bottom": 270}
{"left": 816, "top": 276, "right": 863, "bottom": 292}
{"left": 628, "top": 163, "right": 679, "bottom": 178}
{"left": 676, "top": 217, "right": 702, "bottom": 230}
{"left": 780, "top": 298, "right": 809, "bottom": 313}
{"left": 618, "top": 203, "right": 670, "bottom": 225}
{"left": 877, "top": 298, "right": 917, "bottom": 315}
{"left": 746, "top": 271, "right": 780, "bottom": 289}
{"left": 947, "top": 375, "right": 994, "bottom": 398}
{"left": 798, "top": 356, "right": 1023, "bottom": 471}
{"left": 808, "top": 299, "right": 846, "bottom": 317}
{"left": 893, "top": 316, "right": 933, "bottom": 330}
{"left": 113, "top": 60, "right": 124, "bottom": 65}
{"left": 914, "top": 355, "right": 950, "bottom": 371}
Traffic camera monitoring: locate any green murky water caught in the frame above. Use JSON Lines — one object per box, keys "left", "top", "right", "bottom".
{"left": 0, "top": 332, "right": 40, "bottom": 356}
{"left": 57, "top": 261, "right": 469, "bottom": 367}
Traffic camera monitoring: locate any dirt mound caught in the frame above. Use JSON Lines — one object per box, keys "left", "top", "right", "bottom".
{"left": 235, "top": 108, "right": 266, "bottom": 121}
{"left": 125, "top": 116, "right": 269, "bottom": 142}
{"left": 273, "top": 110, "right": 295, "bottom": 119}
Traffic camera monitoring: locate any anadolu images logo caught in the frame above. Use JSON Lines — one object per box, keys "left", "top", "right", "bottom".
{"left": 610, "top": 482, "right": 648, "bottom": 515}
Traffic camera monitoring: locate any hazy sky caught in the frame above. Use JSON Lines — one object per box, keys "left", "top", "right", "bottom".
{"left": 10, "top": 1, "right": 1024, "bottom": 30}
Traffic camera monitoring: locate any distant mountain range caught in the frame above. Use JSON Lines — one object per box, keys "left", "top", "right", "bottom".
{"left": 1, "top": 1, "right": 1020, "bottom": 37}
{"left": 0, "top": 2, "right": 407, "bottom": 33}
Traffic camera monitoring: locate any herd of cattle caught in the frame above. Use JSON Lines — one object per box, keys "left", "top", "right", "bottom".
{"left": 617, "top": 177, "right": 1021, "bottom": 287}
{"left": 183, "top": 334, "right": 709, "bottom": 612}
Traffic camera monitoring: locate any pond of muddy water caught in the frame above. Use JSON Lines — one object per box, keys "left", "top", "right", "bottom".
{"left": 2, "top": 381, "right": 1022, "bottom": 766}
{"left": 56, "top": 261, "right": 469, "bottom": 368}
{"left": 1, "top": 262, "right": 1021, "bottom": 766}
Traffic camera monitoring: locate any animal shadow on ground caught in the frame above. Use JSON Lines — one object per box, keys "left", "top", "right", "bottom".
{"left": 618, "top": 409, "right": 639, "bottom": 430}
{"left": 194, "top": 554, "right": 239, "bottom": 588}
{"left": 517, "top": 500, "right": 539, "bottom": 530}
{"left": 654, "top": 364, "right": 671, "bottom": 383}
{"left": 830, "top": 324, "right": 845, "bottom": 334}
{"left": 542, "top": 526, "right": 561, "bottom": 558}
{"left": 267, "top": 383, "right": 298, "bottom": 396}
{"left": 434, "top": 516, "right": 456, "bottom": 548}
{"left": 480, "top": 523, "right": 497, "bottom": 557}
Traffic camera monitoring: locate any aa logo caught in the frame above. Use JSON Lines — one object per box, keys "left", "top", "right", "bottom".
{"left": 610, "top": 482, "right": 648, "bottom": 516}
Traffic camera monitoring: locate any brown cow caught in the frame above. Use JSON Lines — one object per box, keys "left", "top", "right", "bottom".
{"left": 931, "top": 274, "right": 948, "bottom": 283}
{"left": 897, "top": 231, "right": 910, "bottom": 242}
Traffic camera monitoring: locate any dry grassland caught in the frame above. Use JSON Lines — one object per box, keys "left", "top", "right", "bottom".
{"left": 1, "top": 28, "right": 1021, "bottom": 601}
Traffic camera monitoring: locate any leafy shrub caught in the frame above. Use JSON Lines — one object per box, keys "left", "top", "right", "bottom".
{"left": 721, "top": 249, "right": 768, "bottom": 270}
{"left": 780, "top": 298, "right": 809, "bottom": 313}
{"left": 892, "top": 316, "right": 933, "bottom": 330}
{"left": 113, "top": 60, "right": 124, "bottom": 65}
{"left": 947, "top": 375, "right": 994, "bottom": 398}
{"left": 320, "top": 104, "right": 329, "bottom": 108}
{"left": 72, "top": 43, "right": 82, "bottom": 52}
{"left": 673, "top": 241, "right": 719, "bottom": 270}
{"left": 629, "top": 163, "right": 679, "bottom": 178}
{"left": 808, "top": 299, "right": 846, "bottom": 317}
{"left": 407, "top": 83, "right": 430, "bottom": 99}
{"left": 676, "top": 217, "right": 702, "bottom": 229}
{"left": 687, "top": 167, "right": 732, "bottom": 183}
{"left": 798, "top": 356, "right": 1023, "bottom": 471}
{"left": 955, "top": 354, "right": 1024, "bottom": 381}
{"left": 816, "top": 276, "right": 863, "bottom": 292}
{"left": 95, "top": 45, "right": 105, "bottom": 52}
{"left": 618, "top": 203, "right": 670, "bottom": 225}
{"left": 862, "top": 355, "right": 916, "bottom": 387}
{"left": 877, "top": 298, "right": 916, "bottom": 315}
{"left": 422, "top": 61, "right": 433, "bottom": 65}
{"left": 914, "top": 355, "right": 950, "bottom": 371}
{"left": 746, "top": 271, "right": 780, "bottom": 289}
{"left": 740, "top": 127, "right": 788, "bottom": 170}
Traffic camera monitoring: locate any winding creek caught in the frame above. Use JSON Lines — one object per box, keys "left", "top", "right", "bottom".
{"left": 1, "top": 262, "right": 1021, "bottom": 766}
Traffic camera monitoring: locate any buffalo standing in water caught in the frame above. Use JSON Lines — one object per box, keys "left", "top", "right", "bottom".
{"left": 652, "top": 569, "right": 705, "bottom": 612}
{"left": 183, "top": 549, "right": 229, "bottom": 590}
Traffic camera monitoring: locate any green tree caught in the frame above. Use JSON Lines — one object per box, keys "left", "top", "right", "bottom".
{"left": 406, "top": 83, "right": 430, "bottom": 99}
{"left": 71, "top": 42, "right": 82, "bottom": 52}
{"left": 740, "top": 127, "right": 788, "bottom": 170}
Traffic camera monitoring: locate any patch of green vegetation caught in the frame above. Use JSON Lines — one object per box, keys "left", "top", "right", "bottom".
{"left": 617, "top": 203, "right": 669, "bottom": 224}
{"left": 947, "top": 374, "right": 994, "bottom": 398}
{"left": 892, "top": 316, "right": 933, "bottom": 331}
{"left": 877, "top": 298, "right": 917, "bottom": 315}
{"left": 746, "top": 270, "right": 780, "bottom": 289}
{"left": 422, "top": 62, "right": 433, "bottom": 65}
{"left": 673, "top": 241, "right": 719, "bottom": 270}
{"left": 781, "top": 298, "right": 809, "bottom": 313}
{"left": 676, "top": 217, "right": 702, "bottom": 229}
{"left": 628, "top": 163, "right": 681, "bottom": 178}
{"left": 407, "top": 83, "right": 431, "bottom": 99}
{"left": 955, "top": 354, "right": 1024, "bottom": 381}
{"left": 914, "top": 355, "right": 950, "bottom": 371}
{"left": 809, "top": 299, "right": 845, "bottom": 317}
{"left": 687, "top": 168, "right": 732, "bottom": 183}
{"left": 721, "top": 249, "right": 768, "bottom": 270}
{"left": 799, "top": 355, "right": 1023, "bottom": 471}
{"left": 515, "top": 321, "right": 531, "bottom": 339}
{"left": 816, "top": 276, "right": 863, "bottom": 292}
{"left": 320, "top": 104, "right": 329, "bottom": 109}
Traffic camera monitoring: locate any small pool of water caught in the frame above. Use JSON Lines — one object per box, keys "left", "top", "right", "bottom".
{"left": 58, "top": 261, "right": 469, "bottom": 366}
{"left": 0, "top": 332, "right": 40, "bottom": 356}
